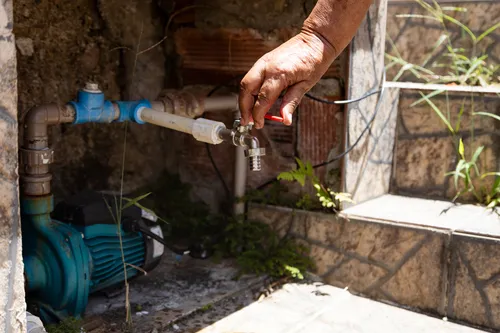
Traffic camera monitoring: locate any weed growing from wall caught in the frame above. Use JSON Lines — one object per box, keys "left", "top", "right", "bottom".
{"left": 414, "top": 91, "right": 499, "bottom": 209}
{"left": 386, "top": 0, "right": 500, "bottom": 86}
{"left": 277, "top": 158, "right": 353, "bottom": 212}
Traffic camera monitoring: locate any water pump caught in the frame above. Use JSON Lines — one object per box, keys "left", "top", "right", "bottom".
{"left": 22, "top": 191, "right": 164, "bottom": 323}
{"left": 20, "top": 83, "right": 266, "bottom": 324}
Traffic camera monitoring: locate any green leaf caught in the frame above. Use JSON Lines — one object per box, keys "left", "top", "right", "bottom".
{"left": 473, "top": 112, "right": 500, "bottom": 122}
{"left": 122, "top": 192, "right": 152, "bottom": 210}
{"left": 471, "top": 146, "right": 484, "bottom": 164}
{"left": 422, "top": 34, "right": 448, "bottom": 67}
{"left": 486, "top": 199, "right": 499, "bottom": 209}
{"left": 395, "top": 14, "right": 441, "bottom": 21}
{"left": 418, "top": 92, "right": 455, "bottom": 135}
{"left": 442, "top": 14, "right": 476, "bottom": 42}
{"left": 296, "top": 157, "right": 305, "bottom": 171}
{"left": 441, "top": 6, "right": 467, "bottom": 12}
{"left": 461, "top": 56, "right": 487, "bottom": 85}
{"left": 477, "top": 22, "right": 500, "bottom": 43}
{"left": 455, "top": 100, "right": 465, "bottom": 132}
{"left": 277, "top": 171, "right": 294, "bottom": 182}
{"left": 481, "top": 172, "right": 500, "bottom": 179}
{"left": 410, "top": 90, "right": 444, "bottom": 107}
{"left": 133, "top": 201, "right": 168, "bottom": 224}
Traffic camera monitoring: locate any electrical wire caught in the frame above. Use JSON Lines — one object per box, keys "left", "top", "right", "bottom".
{"left": 257, "top": 71, "right": 387, "bottom": 190}
{"left": 205, "top": 83, "right": 235, "bottom": 200}
{"left": 313, "top": 82, "right": 386, "bottom": 169}
{"left": 205, "top": 142, "right": 232, "bottom": 199}
{"left": 204, "top": 71, "right": 387, "bottom": 192}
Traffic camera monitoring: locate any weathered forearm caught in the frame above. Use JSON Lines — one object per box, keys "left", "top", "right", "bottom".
{"left": 303, "top": 0, "right": 373, "bottom": 58}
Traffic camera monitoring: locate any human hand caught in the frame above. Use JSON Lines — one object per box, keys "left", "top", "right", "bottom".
{"left": 238, "top": 29, "right": 337, "bottom": 129}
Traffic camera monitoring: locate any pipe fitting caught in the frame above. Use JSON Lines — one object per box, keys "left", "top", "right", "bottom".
{"left": 115, "top": 100, "right": 152, "bottom": 124}
{"left": 217, "top": 120, "right": 266, "bottom": 172}
{"left": 23, "top": 104, "right": 75, "bottom": 149}
{"left": 20, "top": 148, "right": 54, "bottom": 175}
{"left": 70, "top": 88, "right": 116, "bottom": 124}
{"left": 156, "top": 90, "right": 204, "bottom": 118}
{"left": 21, "top": 174, "right": 53, "bottom": 196}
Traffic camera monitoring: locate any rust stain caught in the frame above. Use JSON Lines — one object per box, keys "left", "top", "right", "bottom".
{"left": 174, "top": 28, "right": 347, "bottom": 84}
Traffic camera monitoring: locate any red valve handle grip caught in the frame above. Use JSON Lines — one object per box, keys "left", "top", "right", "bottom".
{"left": 264, "top": 114, "right": 284, "bottom": 122}
{"left": 264, "top": 108, "right": 284, "bottom": 123}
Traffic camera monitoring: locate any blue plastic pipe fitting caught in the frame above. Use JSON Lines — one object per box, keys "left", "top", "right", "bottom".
{"left": 69, "top": 84, "right": 151, "bottom": 124}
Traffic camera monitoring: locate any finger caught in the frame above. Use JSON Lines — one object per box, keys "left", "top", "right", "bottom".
{"left": 252, "top": 76, "right": 287, "bottom": 129}
{"left": 279, "top": 82, "right": 308, "bottom": 126}
{"left": 239, "top": 60, "right": 266, "bottom": 125}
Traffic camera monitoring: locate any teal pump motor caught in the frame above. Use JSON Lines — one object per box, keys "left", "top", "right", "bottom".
{"left": 22, "top": 190, "right": 165, "bottom": 324}
{"left": 19, "top": 84, "right": 168, "bottom": 324}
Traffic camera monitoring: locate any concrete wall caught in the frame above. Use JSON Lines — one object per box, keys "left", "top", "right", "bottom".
{"left": 0, "top": 0, "right": 27, "bottom": 331}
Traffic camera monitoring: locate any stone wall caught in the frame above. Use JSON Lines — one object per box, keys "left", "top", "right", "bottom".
{"left": 392, "top": 89, "right": 500, "bottom": 200}
{"left": 249, "top": 203, "right": 500, "bottom": 331}
{"left": 386, "top": 0, "right": 500, "bottom": 202}
{"left": 386, "top": 0, "right": 500, "bottom": 82}
{"left": 0, "top": 0, "right": 26, "bottom": 331}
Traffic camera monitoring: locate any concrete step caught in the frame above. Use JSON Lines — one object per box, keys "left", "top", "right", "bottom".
{"left": 248, "top": 195, "right": 500, "bottom": 332}
{"left": 199, "top": 283, "right": 486, "bottom": 333}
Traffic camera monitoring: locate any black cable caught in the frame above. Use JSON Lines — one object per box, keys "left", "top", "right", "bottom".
{"left": 205, "top": 142, "right": 232, "bottom": 199}
{"left": 204, "top": 82, "right": 237, "bottom": 200}
{"left": 257, "top": 71, "right": 387, "bottom": 190}
{"left": 312, "top": 83, "right": 386, "bottom": 169}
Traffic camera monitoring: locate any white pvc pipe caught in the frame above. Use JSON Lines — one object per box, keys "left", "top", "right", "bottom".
{"left": 139, "top": 107, "right": 195, "bottom": 134}
{"left": 233, "top": 111, "right": 247, "bottom": 216}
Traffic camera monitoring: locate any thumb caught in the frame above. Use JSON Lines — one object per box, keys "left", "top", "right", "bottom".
{"left": 280, "top": 83, "right": 308, "bottom": 125}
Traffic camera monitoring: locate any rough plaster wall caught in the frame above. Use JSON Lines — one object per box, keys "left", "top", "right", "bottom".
{"left": 14, "top": 0, "right": 174, "bottom": 201}
{"left": 196, "top": 0, "right": 317, "bottom": 31}
{"left": 13, "top": 0, "right": 337, "bottom": 212}
{"left": 0, "top": 0, "right": 27, "bottom": 331}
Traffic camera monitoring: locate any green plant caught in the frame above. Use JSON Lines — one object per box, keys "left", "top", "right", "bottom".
{"left": 46, "top": 317, "right": 84, "bottom": 333}
{"left": 414, "top": 90, "right": 500, "bottom": 209}
{"left": 386, "top": 0, "right": 500, "bottom": 86}
{"left": 278, "top": 158, "right": 353, "bottom": 212}
{"left": 214, "top": 217, "right": 314, "bottom": 280}
{"left": 447, "top": 139, "right": 500, "bottom": 208}
{"left": 223, "top": 218, "right": 315, "bottom": 280}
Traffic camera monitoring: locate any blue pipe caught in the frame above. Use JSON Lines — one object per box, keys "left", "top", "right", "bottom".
{"left": 69, "top": 88, "right": 151, "bottom": 124}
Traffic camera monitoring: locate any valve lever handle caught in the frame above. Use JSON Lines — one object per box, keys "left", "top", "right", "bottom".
{"left": 264, "top": 114, "right": 284, "bottom": 122}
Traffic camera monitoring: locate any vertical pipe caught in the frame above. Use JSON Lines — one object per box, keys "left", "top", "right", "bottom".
{"left": 233, "top": 111, "right": 247, "bottom": 216}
